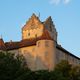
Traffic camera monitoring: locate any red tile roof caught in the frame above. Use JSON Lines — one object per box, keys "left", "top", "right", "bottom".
{"left": 0, "top": 38, "right": 6, "bottom": 50}
{"left": 5, "top": 42, "right": 20, "bottom": 50}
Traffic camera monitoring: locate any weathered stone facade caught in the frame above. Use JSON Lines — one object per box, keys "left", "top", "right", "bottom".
{"left": 0, "top": 14, "right": 80, "bottom": 71}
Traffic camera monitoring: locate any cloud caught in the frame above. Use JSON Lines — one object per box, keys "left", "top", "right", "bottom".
{"left": 63, "top": 0, "right": 70, "bottom": 4}
{"left": 50, "top": 0, "right": 70, "bottom": 5}
{"left": 50, "top": 0, "right": 60, "bottom": 5}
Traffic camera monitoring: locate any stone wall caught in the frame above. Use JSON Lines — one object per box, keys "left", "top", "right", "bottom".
{"left": 56, "top": 48, "right": 80, "bottom": 66}
{"left": 18, "top": 40, "right": 56, "bottom": 71}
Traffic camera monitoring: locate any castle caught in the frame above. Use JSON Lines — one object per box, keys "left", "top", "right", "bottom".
{"left": 0, "top": 14, "right": 80, "bottom": 71}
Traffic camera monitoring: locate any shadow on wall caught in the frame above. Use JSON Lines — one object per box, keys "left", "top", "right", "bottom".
{"left": 23, "top": 51, "right": 50, "bottom": 71}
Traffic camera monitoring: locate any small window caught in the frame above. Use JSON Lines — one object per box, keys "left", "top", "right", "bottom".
{"left": 35, "top": 34, "right": 37, "bottom": 38}
{"left": 28, "top": 33, "right": 30, "bottom": 36}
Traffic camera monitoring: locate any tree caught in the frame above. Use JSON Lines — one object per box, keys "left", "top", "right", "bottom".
{"left": 70, "top": 65, "right": 80, "bottom": 80}
{"left": 34, "top": 70, "right": 50, "bottom": 80}
{"left": 0, "top": 51, "right": 31, "bottom": 80}
{"left": 0, "top": 52, "right": 80, "bottom": 80}
{"left": 53, "top": 60, "right": 72, "bottom": 80}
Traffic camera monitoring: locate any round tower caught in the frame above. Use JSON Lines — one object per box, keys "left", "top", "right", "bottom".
{"left": 35, "top": 40, "right": 56, "bottom": 71}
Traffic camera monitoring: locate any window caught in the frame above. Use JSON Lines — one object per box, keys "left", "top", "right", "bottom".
{"left": 28, "top": 33, "right": 30, "bottom": 36}
{"left": 35, "top": 34, "right": 37, "bottom": 38}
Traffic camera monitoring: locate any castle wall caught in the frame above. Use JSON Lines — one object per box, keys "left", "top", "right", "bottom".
{"left": 0, "top": 14, "right": 80, "bottom": 71}
{"left": 8, "top": 43, "right": 80, "bottom": 71}
{"left": 56, "top": 48, "right": 80, "bottom": 66}
{"left": 13, "top": 40, "right": 56, "bottom": 71}
{"left": 19, "top": 46, "right": 37, "bottom": 70}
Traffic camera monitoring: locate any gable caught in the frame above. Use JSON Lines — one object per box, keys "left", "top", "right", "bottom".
{"left": 22, "top": 14, "right": 44, "bottom": 30}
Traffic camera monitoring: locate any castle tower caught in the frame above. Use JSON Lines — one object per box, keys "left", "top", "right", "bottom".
{"left": 35, "top": 40, "right": 56, "bottom": 70}
{"left": 22, "top": 13, "right": 44, "bottom": 40}
{"left": 22, "top": 14, "right": 57, "bottom": 43}
{"left": 21, "top": 14, "right": 57, "bottom": 70}
{"left": 0, "top": 14, "right": 79, "bottom": 71}
{"left": 44, "top": 16, "right": 57, "bottom": 42}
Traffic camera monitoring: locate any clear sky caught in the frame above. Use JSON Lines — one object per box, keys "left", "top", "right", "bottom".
{"left": 0, "top": 0, "right": 80, "bottom": 57}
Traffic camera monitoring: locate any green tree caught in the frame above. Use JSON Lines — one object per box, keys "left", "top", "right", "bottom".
{"left": 70, "top": 65, "right": 80, "bottom": 80}
{"left": 0, "top": 52, "right": 80, "bottom": 80}
{"left": 53, "top": 60, "right": 72, "bottom": 80}
{"left": 34, "top": 70, "right": 50, "bottom": 80}
{"left": 0, "top": 51, "right": 31, "bottom": 80}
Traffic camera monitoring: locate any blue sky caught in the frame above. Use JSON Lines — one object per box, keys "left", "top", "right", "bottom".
{"left": 0, "top": 0, "right": 80, "bottom": 57}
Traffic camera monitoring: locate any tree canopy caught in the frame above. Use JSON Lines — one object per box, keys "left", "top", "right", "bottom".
{"left": 0, "top": 51, "right": 80, "bottom": 80}
{"left": 0, "top": 51, "right": 31, "bottom": 80}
